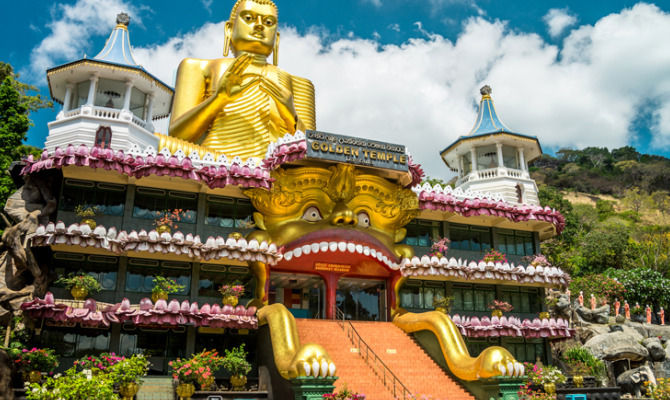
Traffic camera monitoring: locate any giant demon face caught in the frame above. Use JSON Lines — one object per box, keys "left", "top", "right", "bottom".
{"left": 245, "top": 164, "right": 419, "bottom": 268}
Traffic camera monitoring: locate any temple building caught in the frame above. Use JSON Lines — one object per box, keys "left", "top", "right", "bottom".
{"left": 11, "top": 7, "right": 572, "bottom": 400}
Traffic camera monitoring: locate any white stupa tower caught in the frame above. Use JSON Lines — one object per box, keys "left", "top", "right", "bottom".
{"left": 440, "top": 85, "right": 542, "bottom": 205}
{"left": 44, "top": 13, "right": 173, "bottom": 152}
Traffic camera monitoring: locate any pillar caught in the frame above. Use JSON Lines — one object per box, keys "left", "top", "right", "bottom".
{"left": 145, "top": 94, "right": 154, "bottom": 122}
{"left": 122, "top": 80, "right": 134, "bottom": 110}
{"left": 470, "top": 147, "right": 477, "bottom": 172}
{"left": 86, "top": 74, "right": 99, "bottom": 105}
{"left": 459, "top": 155, "right": 465, "bottom": 176}
{"left": 518, "top": 148, "right": 526, "bottom": 171}
{"left": 496, "top": 143, "right": 504, "bottom": 168}
{"left": 323, "top": 273, "right": 338, "bottom": 319}
{"left": 62, "top": 83, "right": 73, "bottom": 112}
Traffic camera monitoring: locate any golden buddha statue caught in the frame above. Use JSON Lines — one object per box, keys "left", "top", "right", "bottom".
{"left": 159, "top": 0, "right": 315, "bottom": 160}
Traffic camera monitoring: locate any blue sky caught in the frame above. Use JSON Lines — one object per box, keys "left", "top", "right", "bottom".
{"left": 3, "top": 0, "right": 670, "bottom": 176}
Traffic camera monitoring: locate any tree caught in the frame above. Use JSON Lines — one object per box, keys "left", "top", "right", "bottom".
{"left": 0, "top": 62, "right": 50, "bottom": 208}
{"left": 649, "top": 191, "right": 670, "bottom": 224}
{"left": 621, "top": 187, "right": 647, "bottom": 214}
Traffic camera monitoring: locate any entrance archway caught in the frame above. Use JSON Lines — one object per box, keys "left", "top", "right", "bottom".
{"left": 336, "top": 278, "right": 386, "bottom": 321}
{"left": 269, "top": 272, "right": 325, "bottom": 319}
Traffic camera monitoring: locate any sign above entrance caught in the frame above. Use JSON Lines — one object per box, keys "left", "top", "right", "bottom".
{"left": 306, "top": 130, "right": 409, "bottom": 172}
{"left": 314, "top": 262, "right": 352, "bottom": 273}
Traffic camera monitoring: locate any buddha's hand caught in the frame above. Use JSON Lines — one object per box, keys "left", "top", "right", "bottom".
{"left": 216, "top": 54, "right": 256, "bottom": 101}
{"left": 259, "top": 76, "right": 299, "bottom": 132}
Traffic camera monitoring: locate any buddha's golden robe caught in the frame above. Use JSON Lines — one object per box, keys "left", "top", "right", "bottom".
{"left": 159, "top": 62, "right": 315, "bottom": 161}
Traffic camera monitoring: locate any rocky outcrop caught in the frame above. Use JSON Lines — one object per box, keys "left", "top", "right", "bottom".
{"left": 574, "top": 302, "right": 610, "bottom": 324}
{"left": 584, "top": 331, "right": 649, "bottom": 361}
{"left": 643, "top": 337, "right": 666, "bottom": 362}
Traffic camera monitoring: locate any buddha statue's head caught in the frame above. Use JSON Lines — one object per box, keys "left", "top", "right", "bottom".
{"left": 245, "top": 164, "right": 419, "bottom": 266}
{"left": 225, "top": 0, "right": 279, "bottom": 61}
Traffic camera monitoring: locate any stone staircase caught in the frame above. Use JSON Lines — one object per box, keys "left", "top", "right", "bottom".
{"left": 296, "top": 319, "right": 475, "bottom": 400}
{"left": 352, "top": 321, "right": 474, "bottom": 400}
{"left": 136, "top": 376, "right": 175, "bottom": 400}
{"left": 296, "top": 319, "right": 397, "bottom": 400}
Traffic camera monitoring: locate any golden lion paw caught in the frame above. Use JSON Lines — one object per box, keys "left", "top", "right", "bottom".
{"left": 476, "top": 346, "right": 525, "bottom": 378}
{"left": 292, "top": 345, "right": 337, "bottom": 378}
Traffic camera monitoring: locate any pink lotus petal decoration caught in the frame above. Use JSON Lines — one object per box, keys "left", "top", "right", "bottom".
{"left": 21, "top": 293, "right": 258, "bottom": 330}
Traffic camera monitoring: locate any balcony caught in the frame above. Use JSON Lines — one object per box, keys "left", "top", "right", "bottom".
{"left": 456, "top": 167, "right": 531, "bottom": 187}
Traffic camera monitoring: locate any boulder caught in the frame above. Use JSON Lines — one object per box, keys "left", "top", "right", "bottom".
{"left": 584, "top": 331, "right": 649, "bottom": 361}
{"left": 575, "top": 304, "right": 610, "bottom": 324}
{"left": 643, "top": 337, "right": 666, "bottom": 361}
{"left": 615, "top": 314, "right": 625, "bottom": 324}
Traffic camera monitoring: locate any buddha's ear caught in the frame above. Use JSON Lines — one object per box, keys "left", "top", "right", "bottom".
{"left": 223, "top": 21, "right": 232, "bottom": 56}
{"left": 253, "top": 212, "right": 267, "bottom": 231}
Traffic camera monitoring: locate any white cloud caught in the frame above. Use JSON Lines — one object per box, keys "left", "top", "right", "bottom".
{"left": 29, "top": 2, "right": 670, "bottom": 178}
{"left": 363, "top": 0, "right": 383, "bottom": 7}
{"left": 543, "top": 8, "right": 577, "bottom": 38}
{"left": 27, "top": 0, "right": 140, "bottom": 81}
{"left": 201, "top": 0, "right": 213, "bottom": 14}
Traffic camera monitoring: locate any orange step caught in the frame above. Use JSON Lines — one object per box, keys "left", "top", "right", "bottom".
{"left": 296, "top": 319, "right": 397, "bottom": 400}
{"left": 296, "top": 319, "right": 474, "bottom": 400}
{"left": 352, "top": 321, "right": 474, "bottom": 400}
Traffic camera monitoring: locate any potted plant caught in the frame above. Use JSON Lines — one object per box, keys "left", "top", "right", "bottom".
{"left": 26, "top": 367, "right": 117, "bottom": 400}
{"left": 169, "top": 356, "right": 199, "bottom": 399}
{"left": 525, "top": 363, "right": 566, "bottom": 394}
{"left": 562, "top": 345, "right": 605, "bottom": 387}
{"left": 219, "top": 282, "right": 245, "bottom": 307}
{"left": 14, "top": 347, "right": 59, "bottom": 383}
{"left": 153, "top": 208, "right": 183, "bottom": 234}
{"left": 222, "top": 344, "right": 252, "bottom": 391}
{"left": 481, "top": 248, "right": 508, "bottom": 264}
{"left": 108, "top": 354, "right": 150, "bottom": 400}
{"left": 192, "top": 349, "right": 225, "bottom": 390}
{"left": 151, "top": 276, "right": 185, "bottom": 303}
{"left": 73, "top": 352, "right": 124, "bottom": 374}
{"left": 488, "top": 299, "right": 513, "bottom": 317}
{"left": 433, "top": 296, "right": 453, "bottom": 314}
{"left": 54, "top": 272, "right": 102, "bottom": 300}
{"left": 75, "top": 204, "right": 100, "bottom": 229}
{"left": 427, "top": 237, "right": 450, "bottom": 258}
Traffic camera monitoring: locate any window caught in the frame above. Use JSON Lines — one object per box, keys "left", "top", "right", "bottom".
{"left": 476, "top": 145, "right": 498, "bottom": 170}
{"left": 70, "top": 80, "right": 91, "bottom": 109}
{"left": 502, "top": 145, "right": 519, "bottom": 169}
{"left": 132, "top": 188, "right": 197, "bottom": 224}
{"left": 399, "top": 279, "right": 446, "bottom": 310}
{"left": 119, "top": 330, "right": 187, "bottom": 358}
{"left": 198, "top": 264, "right": 254, "bottom": 302}
{"left": 502, "top": 338, "right": 546, "bottom": 364}
{"left": 94, "top": 78, "right": 125, "bottom": 109}
{"left": 125, "top": 258, "right": 191, "bottom": 294}
{"left": 38, "top": 328, "right": 110, "bottom": 358}
{"left": 494, "top": 229, "right": 534, "bottom": 256}
{"left": 452, "top": 284, "right": 495, "bottom": 313}
{"left": 205, "top": 196, "right": 254, "bottom": 229}
{"left": 94, "top": 126, "right": 112, "bottom": 149}
{"left": 52, "top": 253, "right": 118, "bottom": 291}
{"left": 449, "top": 224, "right": 492, "bottom": 251}
{"left": 499, "top": 287, "right": 541, "bottom": 314}
{"left": 462, "top": 152, "right": 472, "bottom": 175}
{"left": 59, "top": 179, "right": 125, "bottom": 216}
{"left": 130, "top": 87, "right": 146, "bottom": 119}
{"left": 403, "top": 220, "right": 438, "bottom": 247}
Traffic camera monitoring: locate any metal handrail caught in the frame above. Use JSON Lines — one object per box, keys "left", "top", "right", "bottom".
{"left": 335, "top": 308, "right": 413, "bottom": 400}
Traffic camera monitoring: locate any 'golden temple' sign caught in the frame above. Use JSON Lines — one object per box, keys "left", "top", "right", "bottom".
{"left": 306, "top": 130, "right": 408, "bottom": 172}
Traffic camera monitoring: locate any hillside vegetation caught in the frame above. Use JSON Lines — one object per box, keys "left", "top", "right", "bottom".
{"left": 531, "top": 147, "right": 670, "bottom": 311}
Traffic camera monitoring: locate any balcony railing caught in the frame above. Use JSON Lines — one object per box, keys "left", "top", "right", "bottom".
{"left": 57, "top": 105, "right": 151, "bottom": 132}
{"left": 456, "top": 167, "right": 529, "bottom": 186}
{"left": 336, "top": 308, "right": 413, "bottom": 400}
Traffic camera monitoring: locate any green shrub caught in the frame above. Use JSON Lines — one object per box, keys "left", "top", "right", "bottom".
{"left": 562, "top": 346, "right": 605, "bottom": 377}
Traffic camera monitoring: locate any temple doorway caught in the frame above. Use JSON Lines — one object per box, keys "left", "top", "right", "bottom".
{"left": 336, "top": 278, "right": 386, "bottom": 321}
{"left": 269, "top": 272, "right": 325, "bottom": 319}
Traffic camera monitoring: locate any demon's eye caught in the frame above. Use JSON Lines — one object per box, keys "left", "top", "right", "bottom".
{"left": 357, "top": 211, "right": 370, "bottom": 228}
{"left": 302, "top": 206, "right": 322, "bottom": 222}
